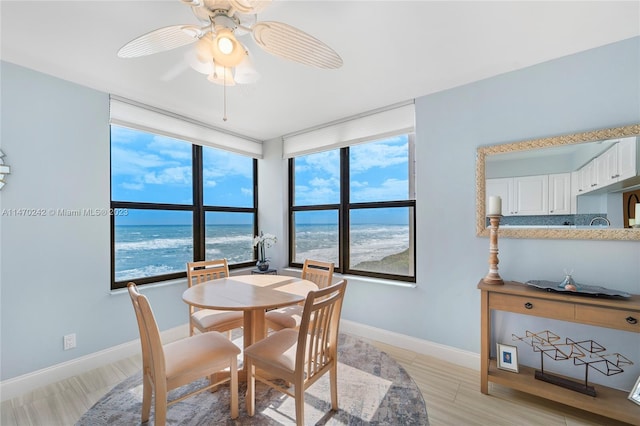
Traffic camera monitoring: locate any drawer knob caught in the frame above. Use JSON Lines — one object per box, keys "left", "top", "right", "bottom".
{"left": 627, "top": 316, "right": 638, "bottom": 325}
{"left": 524, "top": 302, "right": 533, "bottom": 309}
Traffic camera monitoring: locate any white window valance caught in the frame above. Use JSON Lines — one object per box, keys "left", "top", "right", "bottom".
{"left": 282, "top": 101, "right": 415, "bottom": 158}
{"left": 109, "top": 96, "right": 263, "bottom": 158}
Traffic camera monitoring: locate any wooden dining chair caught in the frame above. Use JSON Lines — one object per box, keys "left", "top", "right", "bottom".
{"left": 127, "top": 283, "right": 240, "bottom": 425}
{"left": 265, "top": 259, "right": 335, "bottom": 331}
{"left": 245, "top": 279, "right": 347, "bottom": 426}
{"left": 186, "top": 259, "right": 244, "bottom": 337}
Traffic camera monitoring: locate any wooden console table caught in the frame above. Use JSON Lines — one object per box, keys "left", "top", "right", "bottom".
{"left": 478, "top": 280, "right": 640, "bottom": 425}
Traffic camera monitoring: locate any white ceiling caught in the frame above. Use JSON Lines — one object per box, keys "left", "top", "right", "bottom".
{"left": 1, "top": 1, "right": 639, "bottom": 141}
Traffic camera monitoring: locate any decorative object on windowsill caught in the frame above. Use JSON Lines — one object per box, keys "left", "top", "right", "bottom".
{"left": 0, "top": 150, "right": 11, "bottom": 190}
{"left": 512, "top": 330, "right": 634, "bottom": 397}
{"left": 253, "top": 231, "right": 277, "bottom": 272}
{"left": 525, "top": 279, "right": 631, "bottom": 298}
{"left": 483, "top": 195, "right": 504, "bottom": 285}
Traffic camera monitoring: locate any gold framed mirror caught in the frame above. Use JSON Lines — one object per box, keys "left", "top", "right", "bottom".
{"left": 476, "top": 124, "right": 640, "bottom": 241}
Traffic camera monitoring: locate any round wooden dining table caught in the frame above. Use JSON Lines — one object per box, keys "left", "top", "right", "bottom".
{"left": 182, "top": 274, "right": 317, "bottom": 379}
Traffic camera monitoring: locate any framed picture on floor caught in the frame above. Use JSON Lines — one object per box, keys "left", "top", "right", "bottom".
{"left": 629, "top": 375, "right": 640, "bottom": 406}
{"left": 497, "top": 343, "right": 519, "bottom": 373}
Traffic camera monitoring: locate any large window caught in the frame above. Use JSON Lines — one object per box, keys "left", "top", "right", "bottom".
{"left": 110, "top": 125, "right": 257, "bottom": 289}
{"left": 290, "top": 135, "right": 416, "bottom": 281}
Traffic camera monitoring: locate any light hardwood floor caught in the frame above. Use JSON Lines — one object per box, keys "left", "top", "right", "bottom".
{"left": 1, "top": 336, "right": 633, "bottom": 425}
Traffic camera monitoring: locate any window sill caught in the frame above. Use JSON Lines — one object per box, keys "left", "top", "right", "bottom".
{"left": 110, "top": 277, "right": 187, "bottom": 294}
{"left": 281, "top": 267, "right": 416, "bottom": 289}
{"left": 337, "top": 273, "right": 417, "bottom": 288}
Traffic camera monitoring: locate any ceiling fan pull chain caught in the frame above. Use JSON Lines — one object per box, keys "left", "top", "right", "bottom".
{"left": 223, "top": 67, "right": 228, "bottom": 122}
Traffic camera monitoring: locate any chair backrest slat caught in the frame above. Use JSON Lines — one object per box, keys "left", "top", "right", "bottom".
{"left": 301, "top": 259, "right": 334, "bottom": 289}
{"left": 186, "top": 259, "right": 229, "bottom": 317}
{"left": 297, "top": 280, "right": 346, "bottom": 383}
{"left": 187, "top": 259, "right": 229, "bottom": 287}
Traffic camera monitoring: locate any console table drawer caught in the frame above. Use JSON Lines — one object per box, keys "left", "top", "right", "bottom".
{"left": 575, "top": 305, "right": 640, "bottom": 332}
{"left": 490, "top": 293, "right": 574, "bottom": 320}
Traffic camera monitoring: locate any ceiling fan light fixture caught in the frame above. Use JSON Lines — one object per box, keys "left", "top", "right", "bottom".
{"left": 217, "top": 36, "right": 234, "bottom": 55}
{"left": 211, "top": 28, "right": 246, "bottom": 67}
{"left": 207, "top": 64, "right": 236, "bottom": 86}
{"left": 234, "top": 52, "right": 260, "bottom": 84}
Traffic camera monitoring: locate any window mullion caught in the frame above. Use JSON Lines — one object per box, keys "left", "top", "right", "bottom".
{"left": 340, "top": 147, "right": 349, "bottom": 273}
{"left": 288, "top": 158, "right": 295, "bottom": 265}
{"left": 193, "top": 144, "right": 205, "bottom": 261}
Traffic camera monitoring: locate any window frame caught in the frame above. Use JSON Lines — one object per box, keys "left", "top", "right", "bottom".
{"left": 110, "top": 129, "right": 258, "bottom": 290}
{"left": 288, "top": 134, "right": 416, "bottom": 282}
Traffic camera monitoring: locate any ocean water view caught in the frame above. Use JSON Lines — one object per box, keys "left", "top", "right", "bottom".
{"left": 115, "top": 223, "right": 411, "bottom": 281}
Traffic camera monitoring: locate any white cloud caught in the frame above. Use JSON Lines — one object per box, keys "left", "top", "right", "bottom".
{"left": 203, "top": 148, "right": 253, "bottom": 179}
{"left": 351, "top": 178, "right": 408, "bottom": 202}
{"left": 350, "top": 141, "right": 407, "bottom": 173}
{"left": 143, "top": 166, "right": 192, "bottom": 185}
{"left": 309, "top": 177, "right": 338, "bottom": 188}
{"left": 110, "top": 146, "right": 167, "bottom": 176}
{"left": 148, "top": 135, "right": 192, "bottom": 161}
{"left": 302, "top": 151, "right": 340, "bottom": 179}
{"left": 121, "top": 181, "right": 144, "bottom": 191}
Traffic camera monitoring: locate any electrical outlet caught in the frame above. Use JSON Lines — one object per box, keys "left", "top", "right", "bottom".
{"left": 63, "top": 333, "right": 76, "bottom": 350}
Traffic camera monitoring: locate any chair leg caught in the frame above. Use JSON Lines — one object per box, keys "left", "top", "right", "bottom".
{"left": 330, "top": 362, "right": 338, "bottom": 410}
{"left": 154, "top": 383, "right": 168, "bottom": 426}
{"left": 246, "top": 361, "right": 255, "bottom": 416}
{"left": 141, "top": 373, "right": 152, "bottom": 423}
{"left": 294, "top": 379, "right": 305, "bottom": 426}
{"left": 230, "top": 355, "right": 238, "bottom": 419}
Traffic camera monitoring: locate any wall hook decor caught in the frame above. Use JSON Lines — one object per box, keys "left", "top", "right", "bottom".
{"left": 0, "top": 150, "right": 11, "bottom": 190}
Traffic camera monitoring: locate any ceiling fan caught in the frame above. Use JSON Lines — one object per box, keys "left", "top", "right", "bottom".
{"left": 118, "top": 0, "right": 343, "bottom": 88}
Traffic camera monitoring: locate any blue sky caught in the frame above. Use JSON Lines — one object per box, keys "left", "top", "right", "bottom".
{"left": 112, "top": 126, "right": 410, "bottom": 225}
{"left": 111, "top": 125, "right": 253, "bottom": 225}
{"left": 294, "top": 135, "right": 409, "bottom": 205}
{"left": 294, "top": 135, "right": 411, "bottom": 224}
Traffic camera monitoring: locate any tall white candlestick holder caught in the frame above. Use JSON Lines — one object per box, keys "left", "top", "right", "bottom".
{"left": 483, "top": 214, "right": 504, "bottom": 285}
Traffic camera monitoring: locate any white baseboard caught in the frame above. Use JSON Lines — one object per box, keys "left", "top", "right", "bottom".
{"left": 340, "top": 319, "right": 480, "bottom": 371}
{"left": 1, "top": 321, "right": 478, "bottom": 402}
{"left": 0, "top": 324, "right": 188, "bottom": 402}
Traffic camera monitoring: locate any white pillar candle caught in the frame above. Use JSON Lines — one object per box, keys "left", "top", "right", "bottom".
{"left": 636, "top": 203, "right": 640, "bottom": 221}
{"left": 488, "top": 196, "right": 502, "bottom": 215}
{"left": 630, "top": 218, "right": 636, "bottom": 227}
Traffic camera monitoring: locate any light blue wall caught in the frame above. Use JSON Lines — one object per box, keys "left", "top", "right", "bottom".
{"left": 0, "top": 62, "right": 188, "bottom": 380}
{"left": 1, "top": 37, "right": 639, "bottom": 385}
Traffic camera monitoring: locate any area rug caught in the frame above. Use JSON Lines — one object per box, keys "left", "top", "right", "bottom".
{"left": 76, "top": 333, "right": 429, "bottom": 425}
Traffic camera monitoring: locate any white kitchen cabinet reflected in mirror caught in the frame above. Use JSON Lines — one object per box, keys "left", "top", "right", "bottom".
{"left": 476, "top": 124, "right": 640, "bottom": 241}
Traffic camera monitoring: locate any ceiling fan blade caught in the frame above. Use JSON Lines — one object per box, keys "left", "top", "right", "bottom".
{"left": 251, "top": 21, "right": 343, "bottom": 69}
{"left": 117, "top": 25, "right": 204, "bottom": 58}
{"left": 229, "top": 0, "right": 272, "bottom": 15}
